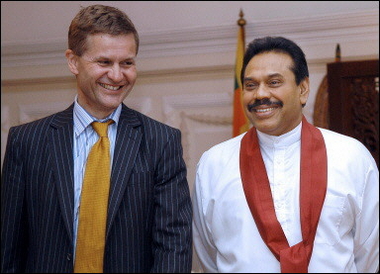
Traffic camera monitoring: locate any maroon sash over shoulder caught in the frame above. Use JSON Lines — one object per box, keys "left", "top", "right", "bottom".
{"left": 240, "top": 116, "right": 327, "bottom": 273}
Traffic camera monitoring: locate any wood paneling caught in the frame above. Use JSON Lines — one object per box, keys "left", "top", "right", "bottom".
{"left": 327, "top": 59, "right": 379, "bottom": 167}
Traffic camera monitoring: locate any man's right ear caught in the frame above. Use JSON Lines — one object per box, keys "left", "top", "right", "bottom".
{"left": 65, "top": 49, "right": 79, "bottom": 75}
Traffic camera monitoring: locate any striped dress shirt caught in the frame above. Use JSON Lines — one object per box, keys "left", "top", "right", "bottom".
{"left": 72, "top": 99, "right": 121, "bottom": 258}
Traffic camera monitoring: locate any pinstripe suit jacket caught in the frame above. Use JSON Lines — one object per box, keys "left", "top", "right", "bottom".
{"left": 1, "top": 103, "right": 192, "bottom": 273}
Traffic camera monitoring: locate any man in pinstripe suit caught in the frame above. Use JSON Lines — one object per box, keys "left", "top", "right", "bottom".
{"left": 1, "top": 4, "right": 192, "bottom": 273}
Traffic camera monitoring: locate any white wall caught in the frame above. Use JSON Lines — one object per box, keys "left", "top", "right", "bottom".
{"left": 1, "top": 2, "right": 379, "bottom": 272}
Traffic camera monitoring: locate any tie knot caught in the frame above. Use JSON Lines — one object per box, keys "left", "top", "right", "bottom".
{"left": 92, "top": 120, "right": 114, "bottom": 137}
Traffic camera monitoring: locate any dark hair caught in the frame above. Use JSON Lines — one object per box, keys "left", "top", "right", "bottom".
{"left": 240, "top": 36, "right": 309, "bottom": 86}
{"left": 68, "top": 4, "right": 139, "bottom": 56}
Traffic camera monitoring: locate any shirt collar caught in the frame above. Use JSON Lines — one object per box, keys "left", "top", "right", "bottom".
{"left": 73, "top": 95, "right": 121, "bottom": 137}
{"left": 257, "top": 121, "right": 302, "bottom": 148}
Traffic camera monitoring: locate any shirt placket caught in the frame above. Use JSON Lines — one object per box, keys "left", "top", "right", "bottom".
{"left": 273, "top": 143, "right": 289, "bottom": 232}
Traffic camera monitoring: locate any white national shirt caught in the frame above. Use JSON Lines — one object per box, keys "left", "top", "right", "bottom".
{"left": 192, "top": 122, "right": 379, "bottom": 273}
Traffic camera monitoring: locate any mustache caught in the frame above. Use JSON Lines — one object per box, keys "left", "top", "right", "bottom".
{"left": 247, "top": 98, "right": 283, "bottom": 112}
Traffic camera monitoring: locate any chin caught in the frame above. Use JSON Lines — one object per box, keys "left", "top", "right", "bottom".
{"left": 254, "top": 120, "right": 281, "bottom": 135}
{"left": 102, "top": 97, "right": 123, "bottom": 108}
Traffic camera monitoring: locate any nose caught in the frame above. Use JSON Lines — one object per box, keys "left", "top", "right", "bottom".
{"left": 108, "top": 65, "right": 123, "bottom": 82}
{"left": 255, "top": 84, "right": 270, "bottom": 100}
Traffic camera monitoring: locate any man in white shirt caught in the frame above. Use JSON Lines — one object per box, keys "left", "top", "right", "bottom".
{"left": 192, "top": 36, "right": 379, "bottom": 273}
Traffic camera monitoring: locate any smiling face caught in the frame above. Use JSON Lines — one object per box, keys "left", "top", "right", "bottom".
{"left": 65, "top": 33, "right": 137, "bottom": 119}
{"left": 242, "top": 51, "right": 309, "bottom": 136}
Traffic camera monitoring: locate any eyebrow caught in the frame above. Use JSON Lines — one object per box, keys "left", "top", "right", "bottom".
{"left": 267, "top": 73, "right": 283, "bottom": 78}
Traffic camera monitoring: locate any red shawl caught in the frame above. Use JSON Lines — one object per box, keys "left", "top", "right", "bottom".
{"left": 240, "top": 116, "right": 327, "bottom": 273}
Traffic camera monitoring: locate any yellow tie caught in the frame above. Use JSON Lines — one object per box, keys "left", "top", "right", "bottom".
{"left": 74, "top": 120, "right": 114, "bottom": 273}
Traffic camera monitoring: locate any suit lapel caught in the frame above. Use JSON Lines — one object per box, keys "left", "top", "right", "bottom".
{"left": 48, "top": 104, "right": 75, "bottom": 242}
{"left": 107, "top": 105, "right": 142, "bottom": 237}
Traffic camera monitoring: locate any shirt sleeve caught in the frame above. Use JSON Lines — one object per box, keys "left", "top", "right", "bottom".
{"left": 192, "top": 152, "right": 219, "bottom": 273}
{"left": 353, "top": 156, "right": 379, "bottom": 272}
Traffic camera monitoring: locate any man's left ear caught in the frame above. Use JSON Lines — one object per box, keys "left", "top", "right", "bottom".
{"left": 299, "top": 77, "right": 310, "bottom": 106}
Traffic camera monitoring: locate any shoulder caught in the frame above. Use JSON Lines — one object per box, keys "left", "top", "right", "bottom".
{"left": 6, "top": 104, "right": 74, "bottom": 146}
{"left": 194, "top": 133, "right": 245, "bottom": 200}
{"left": 123, "top": 105, "right": 179, "bottom": 133}
{"left": 122, "top": 106, "right": 182, "bottom": 146}
{"left": 8, "top": 112, "right": 66, "bottom": 138}
{"left": 138, "top": 111, "right": 178, "bottom": 132}
{"left": 319, "top": 127, "right": 377, "bottom": 168}
{"left": 198, "top": 132, "right": 245, "bottom": 170}
{"left": 319, "top": 128, "right": 371, "bottom": 154}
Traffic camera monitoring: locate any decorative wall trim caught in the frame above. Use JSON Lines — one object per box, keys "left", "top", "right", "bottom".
{"left": 123, "top": 97, "right": 153, "bottom": 116}
{"left": 162, "top": 92, "right": 232, "bottom": 166}
{"left": 18, "top": 101, "right": 72, "bottom": 124}
{"left": 2, "top": 9, "right": 378, "bottom": 69}
{"left": 184, "top": 113, "right": 231, "bottom": 126}
{"left": 162, "top": 92, "right": 232, "bottom": 127}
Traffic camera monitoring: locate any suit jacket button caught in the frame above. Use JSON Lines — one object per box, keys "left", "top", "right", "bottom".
{"left": 66, "top": 253, "right": 72, "bottom": 261}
